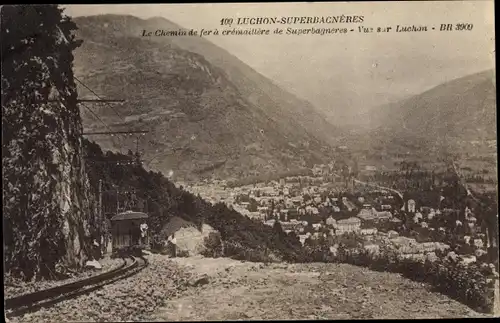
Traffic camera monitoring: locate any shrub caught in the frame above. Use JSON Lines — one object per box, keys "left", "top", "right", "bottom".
{"left": 176, "top": 249, "right": 189, "bottom": 258}
{"left": 335, "top": 245, "right": 495, "bottom": 313}
{"left": 201, "top": 231, "right": 223, "bottom": 258}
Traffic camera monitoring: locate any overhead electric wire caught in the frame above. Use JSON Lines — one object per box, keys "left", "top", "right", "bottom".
{"left": 79, "top": 102, "right": 114, "bottom": 133}
{"left": 75, "top": 77, "right": 140, "bottom": 154}
{"left": 75, "top": 77, "right": 154, "bottom": 170}
{"left": 79, "top": 101, "right": 123, "bottom": 153}
{"left": 46, "top": 96, "right": 105, "bottom": 158}
{"left": 75, "top": 78, "right": 155, "bottom": 215}
{"left": 74, "top": 76, "right": 126, "bottom": 122}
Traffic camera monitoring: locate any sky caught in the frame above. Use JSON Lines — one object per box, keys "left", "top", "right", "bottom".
{"left": 64, "top": 1, "right": 495, "bottom": 126}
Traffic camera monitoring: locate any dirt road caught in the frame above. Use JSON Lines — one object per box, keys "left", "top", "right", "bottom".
{"left": 151, "top": 255, "right": 488, "bottom": 320}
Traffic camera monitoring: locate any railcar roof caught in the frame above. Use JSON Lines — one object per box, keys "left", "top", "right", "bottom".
{"left": 111, "top": 210, "right": 149, "bottom": 221}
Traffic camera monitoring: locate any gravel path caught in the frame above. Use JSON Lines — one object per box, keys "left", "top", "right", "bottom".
{"left": 5, "top": 254, "right": 190, "bottom": 323}
{"left": 5, "top": 255, "right": 493, "bottom": 321}
{"left": 152, "top": 256, "right": 492, "bottom": 320}
{"left": 4, "top": 257, "right": 124, "bottom": 299}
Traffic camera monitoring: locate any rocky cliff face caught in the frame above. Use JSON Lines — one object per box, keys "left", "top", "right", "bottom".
{"left": 2, "top": 5, "right": 95, "bottom": 279}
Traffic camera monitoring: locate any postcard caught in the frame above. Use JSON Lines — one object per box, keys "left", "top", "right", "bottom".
{"left": 2, "top": 1, "right": 498, "bottom": 321}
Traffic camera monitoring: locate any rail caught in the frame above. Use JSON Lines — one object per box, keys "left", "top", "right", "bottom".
{"left": 5, "top": 255, "right": 148, "bottom": 317}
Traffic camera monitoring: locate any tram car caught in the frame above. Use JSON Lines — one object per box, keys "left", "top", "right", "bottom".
{"left": 110, "top": 210, "right": 149, "bottom": 253}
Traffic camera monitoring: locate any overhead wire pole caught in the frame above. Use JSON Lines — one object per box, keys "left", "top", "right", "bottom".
{"left": 76, "top": 76, "right": 129, "bottom": 154}
{"left": 79, "top": 101, "right": 124, "bottom": 154}
{"left": 77, "top": 77, "right": 153, "bottom": 231}
{"left": 82, "top": 130, "right": 149, "bottom": 135}
{"left": 79, "top": 102, "right": 115, "bottom": 133}
{"left": 83, "top": 131, "right": 150, "bottom": 169}
{"left": 77, "top": 99, "right": 125, "bottom": 103}
{"left": 78, "top": 101, "right": 119, "bottom": 255}
{"left": 74, "top": 76, "right": 127, "bottom": 121}
{"left": 76, "top": 76, "right": 151, "bottom": 160}
{"left": 76, "top": 78, "right": 144, "bottom": 250}
{"left": 98, "top": 179, "right": 104, "bottom": 254}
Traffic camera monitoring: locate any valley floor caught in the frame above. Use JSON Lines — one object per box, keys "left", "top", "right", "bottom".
{"left": 152, "top": 255, "right": 488, "bottom": 320}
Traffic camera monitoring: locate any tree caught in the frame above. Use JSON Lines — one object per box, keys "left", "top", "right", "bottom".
{"left": 286, "top": 231, "right": 301, "bottom": 247}
{"left": 351, "top": 158, "right": 359, "bottom": 178}
{"left": 248, "top": 198, "right": 258, "bottom": 212}
{"left": 305, "top": 221, "right": 314, "bottom": 233}
{"left": 399, "top": 161, "right": 421, "bottom": 189}
{"left": 273, "top": 220, "right": 284, "bottom": 233}
{"left": 268, "top": 199, "right": 275, "bottom": 220}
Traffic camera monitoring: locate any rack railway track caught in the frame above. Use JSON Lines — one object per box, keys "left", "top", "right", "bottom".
{"left": 5, "top": 255, "right": 148, "bottom": 317}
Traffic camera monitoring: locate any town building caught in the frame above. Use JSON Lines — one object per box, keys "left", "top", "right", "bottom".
{"left": 334, "top": 217, "right": 361, "bottom": 234}
{"left": 407, "top": 199, "right": 416, "bottom": 213}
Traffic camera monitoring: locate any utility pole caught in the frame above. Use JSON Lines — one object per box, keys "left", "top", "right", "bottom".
{"left": 48, "top": 99, "right": 125, "bottom": 103}
{"left": 82, "top": 130, "right": 149, "bottom": 135}
{"left": 98, "top": 179, "right": 104, "bottom": 253}
{"left": 135, "top": 135, "right": 141, "bottom": 165}
{"left": 98, "top": 179, "right": 102, "bottom": 217}
{"left": 77, "top": 99, "right": 125, "bottom": 103}
{"left": 83, "top": 130, "right": 149, "bottom": 164}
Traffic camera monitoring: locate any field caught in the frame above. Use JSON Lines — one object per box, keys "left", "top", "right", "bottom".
{"left": 345, "top": 134, "right": 497, "bottom": 196}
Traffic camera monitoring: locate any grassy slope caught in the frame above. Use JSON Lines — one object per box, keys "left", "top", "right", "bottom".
{"left": 370, "top": 69, "right": 496, "bottom": 148}
{"left": 73, "top": 15, "right": 334, "bottom": 181}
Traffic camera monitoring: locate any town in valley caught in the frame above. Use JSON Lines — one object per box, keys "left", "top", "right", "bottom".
{"left": 185, "top": 145, "right": 498, "bottom": 268}
{"left": 3, "top": 2, "right": 498, "bottom": 321}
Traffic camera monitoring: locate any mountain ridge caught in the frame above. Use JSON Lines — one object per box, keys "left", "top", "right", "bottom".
{"left": 364, "top": 69, "right": 496, "bottom": 152}
{"left": 84, "top": 14, "right": 339, "bottom": 145}
{"left": 72, "top": 14, "right": 336, "bottom": 181}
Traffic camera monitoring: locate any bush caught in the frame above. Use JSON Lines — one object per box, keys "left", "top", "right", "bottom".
{"left": 222, "top": 240, "right": 283, "bottom": 263}
{"left": 335, "top": 245, "right": 495, "bottom": 313}
{"left": 201, "top": 232, "right": 223, "bottom": 258}
{"left": 176, "top": 249, "right": 189, "bottom": 258}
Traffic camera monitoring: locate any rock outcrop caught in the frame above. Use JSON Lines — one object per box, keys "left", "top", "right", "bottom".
{"left": 2, "top": 5, "right": 95, "bottom": 279}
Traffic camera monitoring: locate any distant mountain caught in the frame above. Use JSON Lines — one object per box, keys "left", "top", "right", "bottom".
{"left": 72, "top": 15, "right": 337, "bottom": 181}
{"left": 366, "top": 69, "right": 496, "bottom": 152}
{"left": 142, "top": 16, "right": 339, "bottom": 147}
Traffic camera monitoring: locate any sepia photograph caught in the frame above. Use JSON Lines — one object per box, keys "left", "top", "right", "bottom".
{"left": 2, "top": 1, "right": 498, "bottom": 321}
